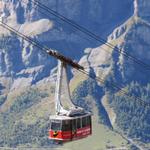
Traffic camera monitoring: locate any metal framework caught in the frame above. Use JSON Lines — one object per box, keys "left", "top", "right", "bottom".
{"left": 55, "top": 60, "right": 84, "bottom": 116}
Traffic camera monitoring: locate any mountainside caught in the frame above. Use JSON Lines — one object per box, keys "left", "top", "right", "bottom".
{"left": 0, "top": 0, "right": 133, "bottom": 78}
{"left": 79, "top": 0, "right": 150, "bottom": 147}
{"left": 0, "top": 0, "right": 150, "bottom": 149}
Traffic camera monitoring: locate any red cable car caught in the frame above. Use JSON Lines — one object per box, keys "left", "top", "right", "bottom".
{"left": 49, "top": 113, "right": 92, "bottom": 141}
{"left": 49, "top": 60, "right": 92, "bottom": 142}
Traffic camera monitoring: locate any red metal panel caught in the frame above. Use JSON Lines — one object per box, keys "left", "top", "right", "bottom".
{"left": 74, "top": 126, "right": 91, "bottom": 140}
{"left": 49, "top": 130, "right": 71, "bottom": 141}
{"left": 62, "top": 131, "right": 72, "bottom": 140}
{"left": 49, "top": 125, "right": 92, "bottom": 141}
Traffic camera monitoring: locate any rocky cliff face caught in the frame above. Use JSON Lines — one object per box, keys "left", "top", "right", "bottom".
{"left": 0, "top": 0, "right": 134, "bottom": 91}
{"left": 78, "top": 0, "right": 150, "bottom": 135}
{"left": 134, "top": 0, "right": 150, "bottom": 22}
{"left": 81, "top": 0, "right": 150, "bottom": 85}
{"left": 0, "top": 0, "right": 150, "bottom": 148}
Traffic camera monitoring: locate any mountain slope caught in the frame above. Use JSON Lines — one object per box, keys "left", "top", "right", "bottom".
{"left": 78, "top": 0, "right": 150, "bottom": 148}
{"left": 0, "top": 0, "right": 150, "bottom": 149}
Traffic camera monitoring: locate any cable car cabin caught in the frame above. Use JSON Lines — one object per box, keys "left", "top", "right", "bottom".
{"left": 49, "top": 60, "right": 92, "bottom": 142}
{"left": 49, "top": 113, "right": 92, "bottom": 142}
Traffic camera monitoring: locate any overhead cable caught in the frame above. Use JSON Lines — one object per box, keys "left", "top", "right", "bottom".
{"left": 0, "top": 21, "right": 149, "bottom": 108}
{"left": 24, "top": 0, "right": 150, "bottom": 71}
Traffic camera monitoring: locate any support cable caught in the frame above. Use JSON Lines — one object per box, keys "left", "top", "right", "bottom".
{"left": 23, "top": 0, "right": 150, "bottom": 71}
{"left": 1, "top": 21, "right": 149, "bottom": 108}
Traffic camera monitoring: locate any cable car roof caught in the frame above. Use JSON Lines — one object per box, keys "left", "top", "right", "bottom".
{"left": 50, "top": 112, "right": 91, "bottom": 120}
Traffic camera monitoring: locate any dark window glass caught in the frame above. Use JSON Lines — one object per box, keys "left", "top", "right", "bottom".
{"left": 62, "top": 120, "right": 71, "bottom": 131}
{"left": 51, "top": 122, "right": 61, "bottom": 131}
{"left": 77, "top": 118, "right": 81, "bottom": 129}
{"left": 72, "top": 119, "right": 76, "bottom": 130}
{"left": 82, "top": 117, "right": 86, "bottom": 127}
{"left": 87, "top": 116, "right": 91, "bottom": 126}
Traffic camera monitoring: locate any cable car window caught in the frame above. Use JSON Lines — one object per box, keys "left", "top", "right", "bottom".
{"left": 77, "top": 118, "right": 81, "bottom": 129}
{"left": 82, "top": 117, "right": 87, "bottom": 127}
{"left": 51, "top": 121, "right": 61, "bottom": 131}
{"left": 62, "top": 120, "right": 71, "bottom": 131}
{"left": 72, "top": 119, "right": 76, "bottom": 131}
{"left": 87, "top": 116, "right": 91, "bottom": 126}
